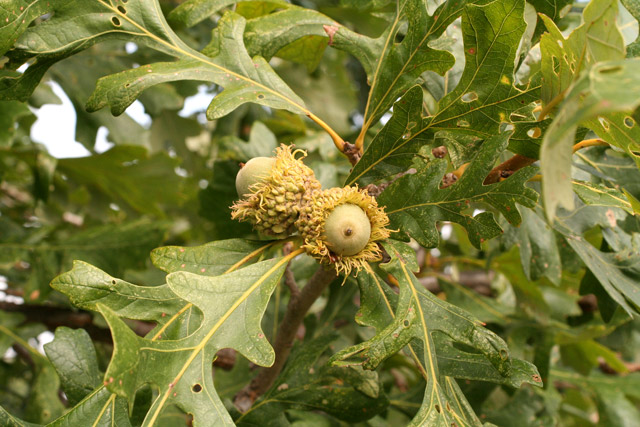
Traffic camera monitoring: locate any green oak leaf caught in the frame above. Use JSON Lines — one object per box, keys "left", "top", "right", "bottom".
{"left": 379, "top": 132, "right": 538, "bottom": 249}
{"left": 50, "top": 260, "right": 184, "bottom": 325}
{"left": 354, "top": 256, "right": 540, "bottom": 390}
{"left": 0, "top": 0, "right": 51, "bottom": 57}
{"left": 235, "top": 333, "right": 389, "bottom": 425}
{"left": 622, "top": 0, "right": 640, "bottom": 57}
{"left": 332, "top": 0, "right": 463, "bottom": 147}
{"left": 85, "top": 11, "right": 306, "bottom": 120}
{"left": 2, "top": 219, "right": 167, "bottom": 302}
{"left": 573, "top": 180, "right": 637, "bottom": 214}
{"left": 539, "top": 0, "right": 625, "bottom": 105}
{"left": 502, "top": 206, "right": 562, "bottom": 285}
{"left": 0, "top": 324, "right": 65, "bottom": 424}
{"left": 350, "top": 0, "right": 540, "bottom": 185}
{"left": 97, "top": 255, "right": 291, "bottom": 425}
{"left": 168, "top": 0, "right": 286, "bottom": 27}
{"left": 43, "top": 328, "right": 102, "bottom": 405}
{"left": 57, "top": 146, "right": 183, "bottom": 217}
{"left": 151, "top": 239, "right": 276, "bottom": 276}
{"left": 540, "top": 59, "right": 640, "bottom": 219}
{"left": 552, "top": 368, "right": 640, "bottom": 425}
{"left": 331, "top": 248, "right": 515, "bottom": 426}
{"left": 346, "top": 86, "right": 428, "bottom": 186}
{"left": 2, "top": 2, "right": 308, "bottom": 123}
{"left": 553, "top": 204, "right": 640, "bottom": 316}
{"left": 44, "top": 328, "right": 132, "bottom": 427}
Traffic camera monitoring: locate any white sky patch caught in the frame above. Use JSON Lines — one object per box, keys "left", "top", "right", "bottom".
{"left": 125, "top": 100, "right": 152, "bottom": 128}
{"left": 180, "top": 85, "right": 215, "bottom": 117}
{"left": 440, "top": 223, "right": 453, "bottom": 240}
{"left": 94, "top": 126, "right": 115, "bottom": 154}
{"left": 125, "top": 42, "right": 138, "bottom": 54}
{"left": 31, "top": 81, "right": 90, "bottom": 158}
{"left": 380, "top": 112, "right": 392, "bottom": 126}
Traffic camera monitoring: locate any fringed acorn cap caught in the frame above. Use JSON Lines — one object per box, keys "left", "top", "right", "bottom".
{"left": 296, "top": 186, "right": 390, "bottom": 275}
{"left": 231, "top": 145, "right": 321, "bottom": 238}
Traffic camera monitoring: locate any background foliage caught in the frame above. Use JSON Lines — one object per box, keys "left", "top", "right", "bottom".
{"left": 1, "top": 0, "right": 640, "bottom": 425}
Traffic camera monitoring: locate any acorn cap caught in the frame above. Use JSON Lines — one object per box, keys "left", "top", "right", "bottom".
{"left": 231, "top": 145, "right": 321, "bottom": 238}
{"left": 296, "top": 186, "right": 390, "bottom": 275}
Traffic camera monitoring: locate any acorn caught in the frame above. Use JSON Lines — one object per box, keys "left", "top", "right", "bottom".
{"left": 231, "top": 145, "right": 321, "bottom": 238}
{"left": 235, "top": 157, "right": 276, "bottom": 197}
{"left": 296, "top": 186, "right": 390, "bottom": 275}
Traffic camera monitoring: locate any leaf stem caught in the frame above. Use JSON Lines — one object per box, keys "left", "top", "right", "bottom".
{"left": 537, "top": 89, "right": 567, "bottom": 122}
{"left": 572, "top": 138, "right": 608, "bottom": 153}
{"left": 233, "top": 266, "right": 337, "bottom": 410}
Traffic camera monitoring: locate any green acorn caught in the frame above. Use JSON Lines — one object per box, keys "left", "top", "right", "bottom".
{"left": 296, "top": 186, "right": 390, "bottom": 275}
{"left": 231, "top": 145, "right": 321, "bottom": 238}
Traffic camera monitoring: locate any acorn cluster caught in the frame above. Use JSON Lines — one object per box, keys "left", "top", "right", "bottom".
{"left": 231, "top": 145, "right": 390, "bottom": 275}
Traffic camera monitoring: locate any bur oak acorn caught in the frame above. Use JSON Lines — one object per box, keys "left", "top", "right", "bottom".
{"left": 231, "top": 145, "right": 321, "bottom": 238}
{"left": 324, "top": 204, "right": 371, "bottom": 256}
{"left": 235, "top": 157, "right": 276, "bottom": 197}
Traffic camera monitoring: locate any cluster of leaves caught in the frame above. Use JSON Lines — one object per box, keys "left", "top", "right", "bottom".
{"left": 1, "top": 0, "right": 640, "bottom": 425}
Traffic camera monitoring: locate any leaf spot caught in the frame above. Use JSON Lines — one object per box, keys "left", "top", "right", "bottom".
{"left": 461, "top": 92, "right": 478, "bottom": 103}
{"left": 598, "top": 65, "right": 623, "bottom": 74}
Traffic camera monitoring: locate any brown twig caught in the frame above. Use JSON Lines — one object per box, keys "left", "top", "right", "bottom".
{"left": 233, "top": 266, "right": 337, "bottom": 411}
{"left": 282, "top": 243, "right": 300, "bottom": 299}
{"left": 343, "top": 141, "right": 362, "bottom": 165}
{"left": 483, "top": 154, "right": 537, "bottom": 185}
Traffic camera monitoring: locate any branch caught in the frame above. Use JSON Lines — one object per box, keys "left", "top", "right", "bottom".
{"left": 234, "top": 266, "right": 337, "bottom": 411}
{"left": 483, "top": 154, "right": 537, "bottom": 185}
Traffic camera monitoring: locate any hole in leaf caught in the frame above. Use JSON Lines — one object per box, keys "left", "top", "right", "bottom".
{"left": 461, "top": 92, "right": 478, "bottom": 103}
{"left": 598, "top": 65, "right": 623, "bottom": 74}
{"left": 598, "top": 117, "right": 610, "bottom": 131}
{"left": 111, "top": 279, "right": 116, "bottom": 285}
{"left": 527, "top": 127, "right": 541, "bottom": 138}
{"left": 557, "top": 39, "right": 563, "bottom": 48}
{"left": 499, "top": 349, "right": 508, "bottom": 359}
{"left": 257, "top": 94, "right": 265, "bottom": 99}
{"left": 456, "top": 119, "right": 470, "bottom": 127}
{"left": 501, "top": 122, "right": 514, "bottom": 132}
{"left": 435, "top": 404, "right": 441, "bottom": 413}
{"left": 551, "top": 56, "right": 560, "bottom": 76}
{"left": 117, "top": 5, "right": 126, "bottom": 14}
{"left": 192, "top": 384, "right": 202, "bottom": 393}
{"left": 403, "top": 319, "right": 410, "bottom": 328}
{"left": 124, "top": 83, "right": 130, "bottom": 88}
{"left": 624, "top": 116, "right": 635, "bottom": 128}
{"left": 569, "top": 62, "right": 576, "bottom": 73}
{"left": 122, "top": 0, "right": 128, "bottom": 2}
{"left": 111, "top": 16, "right": 121, "bottom": 26}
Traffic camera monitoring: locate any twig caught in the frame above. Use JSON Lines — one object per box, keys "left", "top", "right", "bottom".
{"left": 233, "top": 266, "right": 337, "bottom": 411}
{"left": 343, "top": 141, "right": 362, "bottom": 165}
{"left": 484, "top": 154, "right": 536, "bottom": 185}
{"left": 282, "top": 242, "right": 300, "bottom": 299}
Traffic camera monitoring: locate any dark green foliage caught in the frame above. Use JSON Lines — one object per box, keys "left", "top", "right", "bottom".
{"left": 1, "top": 0, "right": 640, "bottom": 425}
